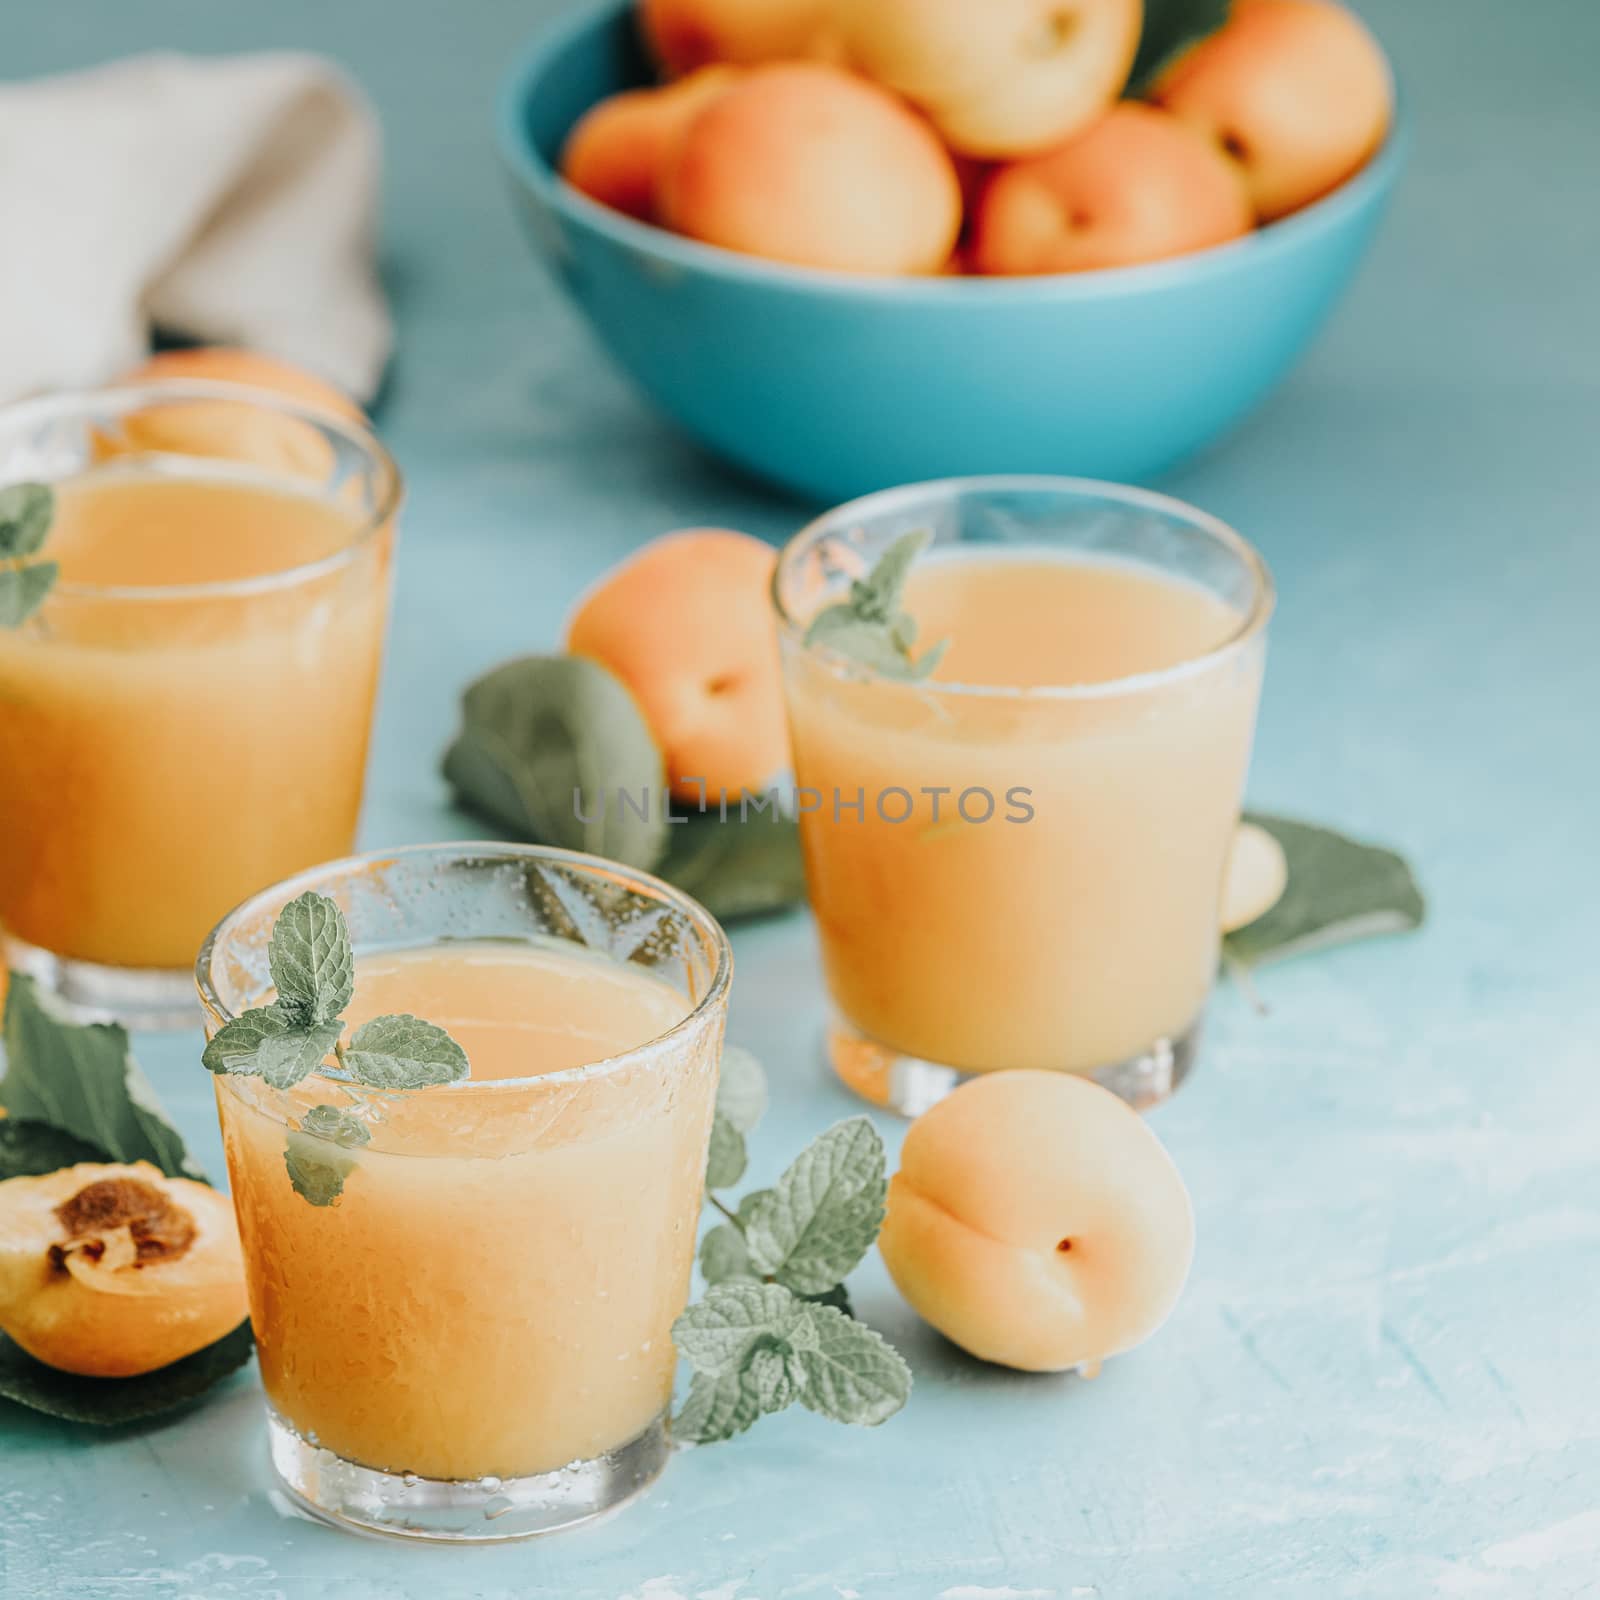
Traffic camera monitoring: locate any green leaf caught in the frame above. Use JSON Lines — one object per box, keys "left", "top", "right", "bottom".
{"left": 0, "top": 562, "right": 58, "bottom": 628}
{"left": 801, "top": 1282, "right": 855, "bottom": 1319}
{"left": 716, "top": 1045, "right": 768, "bottom": 1134}
{"left": 1128, "top": 0, "right": 1231, "bottom": 95}
{"left": 341, "top": 1013, "right": 469, "bottom": 1090}
{"left": 747, "top": 1343, "right": 808, "bottom": 1413}
{"left": 672, "top": 1280, "right": 805, "bottom": 1376}
{"left": 0, "top": 1118, "right": 110, "bottom": 1181}
{"left": 704, "top": 1114, "right": 747, "bottom": 1191}
{"left": 743, "top": 1117, "right": 887, "bottom": 1296}
{"left": 672, "top": 1368, "right": 761, "bottom": 1445}
{"left": 201, "top": 1006, "right": 341, "bottom": 1091}
{"left": 699, "top": 1222, "right": 752, "bottom": 1285}
{"left": 792, "top": 1300, "right": 912, "bottom": 1427}
{"left": 0, "top": 1320, "right": 254, "bottom": 1426}
{"left": 802, "top": 529, "right": 947, "bottom": 682}
{"left": 442, "top": 654, "right": 668, "bottom": 869}
{"left": 1224, "top": 814, "right": 1426, "bottom": 968}
{"left": 0, "top": 483, "right": 53, "bottom": 558}
{"left": 656, "top": 808, "right": 807, "bottom": 923}
{"left": 1, "top": 976, "right": 200, "bottom": 1179}
{"left": 284, "top": 1107, "right": 369, "bottom": 1207}
{"left": 268, "top": 892, "right": 354, "bottom": 1025}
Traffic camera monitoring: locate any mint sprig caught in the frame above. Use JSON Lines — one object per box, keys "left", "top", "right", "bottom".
{"left": 673, "top": 1049, "right": 910, "bottom": 1443}
{"left": 802, "top": 529, "right": 947, "bottom": 682}
{"left": 201, "top": 891, "right": 470, "bottom": 1205}
{"left": 0, "top": 483, "right": 59, "bottom": 628}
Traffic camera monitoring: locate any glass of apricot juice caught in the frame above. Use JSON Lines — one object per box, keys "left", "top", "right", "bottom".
{"left": 0, "top": 382, "right": 398, "bottom": 1027}
{"left": 774, "top": 477, "right": 1273, "bottom": 1114}
{"left": 198, "top": 842, "right": 731, "bottom": 1541}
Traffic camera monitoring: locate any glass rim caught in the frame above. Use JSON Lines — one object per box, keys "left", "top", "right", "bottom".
{"left": 771, "top": 474, "right": 1276, "bottom": 702}
{"left": 0, "top": 379, "right": 403, "bottom": 604}
{"left": 194, "top": 840, "right": 735, "bottom": 1097}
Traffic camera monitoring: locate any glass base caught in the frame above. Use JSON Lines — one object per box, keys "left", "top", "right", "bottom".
{"left": 827, "top": 1011, "right": 1201, "bottom": 1116}
{"left": 265, "top": 1406, "right": 670, "bottom": 1543}
{"left": 3, "top": 932, "right": 197, "bottom": 1032}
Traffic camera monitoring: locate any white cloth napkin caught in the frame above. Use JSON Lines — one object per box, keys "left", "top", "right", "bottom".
{"left": 0, "top": 51, "right": 391, "bottom": 405}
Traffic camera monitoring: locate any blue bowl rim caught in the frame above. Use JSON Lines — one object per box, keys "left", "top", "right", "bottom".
{"left": 496, "top": 0, "right": 1409, "bottom": 304}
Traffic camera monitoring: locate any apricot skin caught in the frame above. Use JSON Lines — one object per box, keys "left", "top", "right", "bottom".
{"left": 640, "top": 0, "right": 836, "bottom": 75}
{"left": 972, "top": 103, "right": 1254, "bottom": 275}
{"left": 567, "top": 528, "right": 787, "bottom": 802}
{"left": 838, "top": 0, "right": 1143, "bottom": 159}
{"left": 878, "top": 1072, "right": 1194, "bottom": 1372}
{"left": 1153, "top": 0, "right": 1393, "bottom": 222}
{"left": 1221, "top": 821, "right": 1288, "bottom": 933}
{"left": 560, "top": 68, "right": 737, "bottom": 222}
{"left": 0, "top": 1162, "right": 248, "bottom": 1378}
{"left": 658, "top": 62, "right": 962, "bottom": 276}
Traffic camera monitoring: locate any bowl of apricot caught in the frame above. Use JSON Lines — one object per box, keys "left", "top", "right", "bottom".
{"left": 498, "top": 0, "right": 1404, "bottom": 502}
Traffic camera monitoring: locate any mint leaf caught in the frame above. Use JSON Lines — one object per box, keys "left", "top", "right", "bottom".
{"left": 803, "top": 529, "right": 946, "bottom": 682}
{"left": 716, "top": 1045, "right": 767, "bottom": 1134}
{"left": 0, "top": 1117, "right": 109, "bottom": 1181}
{"left": 793, "top": 1300, "right": 911, "bottom": 1426}
{"left": 0, "top": 483, "right": 52, "bottom": 558}
{"left": 699, "top": 1221, "right": 752, "bottom": 1285}
{"left": 743, "top": 1117, "right": 887, "bottom": 1295}
{"left": 0, "top": 562, "right": 58, "bottom": 628}
{"left": 268, "top": 892, "right": 354, "bottom": 1025}
{"left": 704, "top": 1114, "right": 747, "bottom": 1191}
{"left": 656, "top": 808, "right": 807, "bottom": 923}
{"left": 341, "top": 1014, "right": 469, "bottom": 1090}
{"left": 284, "top": 1105, "right": 370, "bottom": 1207}
{"left": 1, "top": 975, "right": 200, "bottom": 1179}
{"left": 0, "top": 1319, "right": 253, "bottom": 1426}
{"left": 673, "top": 1368, "right": 760, "bottom": 1444}
{"left": 300, "top": 1104, "right": 370, "bottom": 1145}
{"left": 443, "top": 654, "right": 669, "bottom": 870}
{"left": 201, "top": 1006, "right": 340, "bottom": 1091}
{"left": 1129, "top": 0, "right": 1230, "bottom": 95}
{"left": 1224, "top": 814, "right": 1426, "bottom": 969}
{"left": 673, "top": 1281, "right": 805, "bottom": 1376}
{"left": 748, "top": 1343, "right": 808, "bottom": 1413}
{"left": 802, "top": 1282, "right": 854, "bottom": 1319}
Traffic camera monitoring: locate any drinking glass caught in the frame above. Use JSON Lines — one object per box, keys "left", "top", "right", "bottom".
{"left": 773, "top": 476, "right": 1272, "bottom": 1113}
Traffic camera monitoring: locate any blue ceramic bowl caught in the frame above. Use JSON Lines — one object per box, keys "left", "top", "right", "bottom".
{"left": 498, "top": 0, "right": 1405, "bottom": 502}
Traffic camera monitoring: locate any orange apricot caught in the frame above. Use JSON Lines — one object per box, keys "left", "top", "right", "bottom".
{"left": 561, "top": 68, "right": 738, "bottom": 222}
{"left": 0, "top": 1162, "right": 248, "bottom": 1377}
{"left": 1153, "top": 0, "right": 1393, "bottom": 222}
{"left": 838, "top": 0, "right": 1142, "bottom": 159}
{"left": 879, "top": 1071, "right": 1195, "bottom": 1372}
{"left": 101, "top": 347, "right": 363, "bottom": 478}
{"left": 566, "top": 528, "right": 787, "bottom": 803}
{"left": 658, "top": 62, "right": 962, "bottom": 275}
{"left": 971, "top": 103, "right": 1253, "bottom": 275}
{"left": 640, "top": 0, "right": 837, "bottom": 74}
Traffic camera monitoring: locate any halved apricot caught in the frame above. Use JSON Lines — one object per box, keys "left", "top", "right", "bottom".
{"left": 0, "top": 1162, "right": 248, "bottom": 1377}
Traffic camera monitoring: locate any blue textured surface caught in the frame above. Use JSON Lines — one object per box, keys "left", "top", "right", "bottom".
{"left": 3, "top": 1, "right": 1600, "bottom": 1596}
{"left": 499, "top": 0, "right": 1404, "bottom": 502}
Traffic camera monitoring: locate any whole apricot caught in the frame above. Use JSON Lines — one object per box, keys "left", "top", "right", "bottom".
{"left": 1153, "top": 0, "right": 1393, "bottom": 221}
{"left": 0, "top": 1162, "right": 248, "bottom": 1377}
{"left": 838, "top": 0, "right": 1142, "bottom": 159}
{"left": 879, "top": 1072, "right": 1195, "bottom": 1372}
{"left": 658, "top": 62, "right": 962, "bottom": 275}
{"left": 640, "top": 0, "right": 837, "bottom": 74}
{"left": 561, "top": 68, "right": 738, "bottom": 222}
{"left": 1221, "top": 821, "right": 1288, "bottom": 933}
{"left": 567, "top": 528, "right": 787, "bottom": 802}
{"left": 103, "top": 347, "right": 363, "bottom": 478}
{"left": 972, "top": 103, "right": 1254, "bottom": 275}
